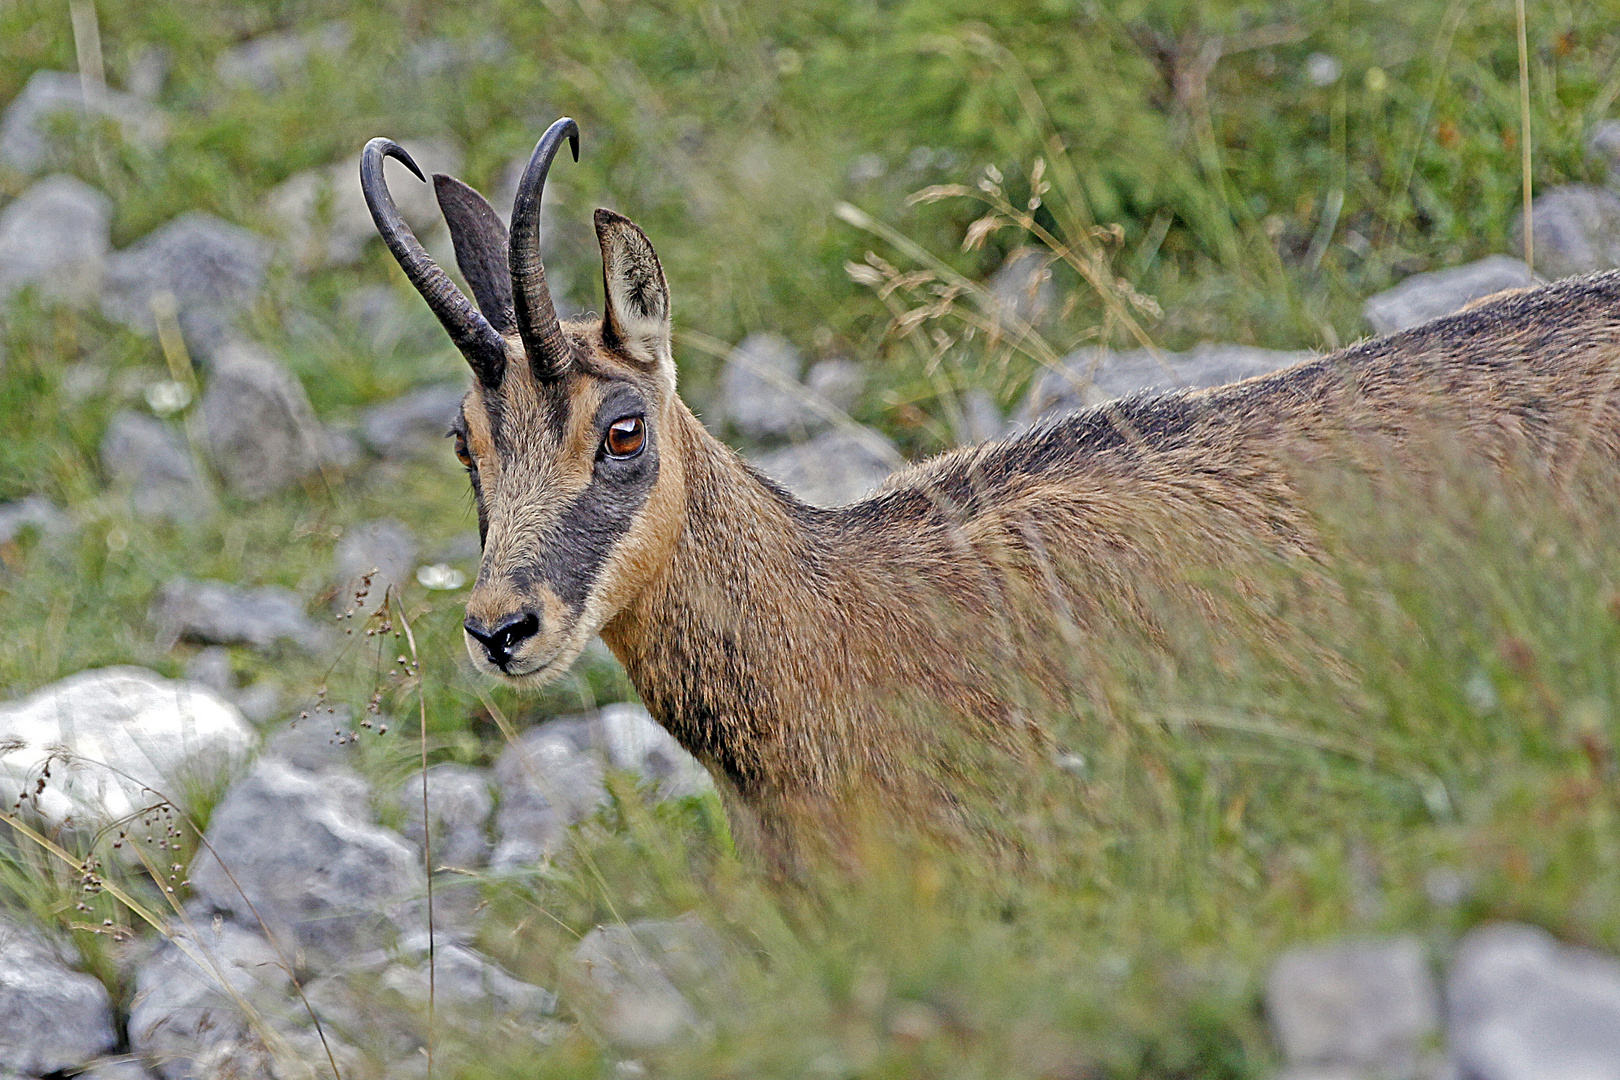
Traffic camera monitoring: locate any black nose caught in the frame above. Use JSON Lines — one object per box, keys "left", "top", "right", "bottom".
{"left": 464, "top": 612, "right": 540, "bottom": 669}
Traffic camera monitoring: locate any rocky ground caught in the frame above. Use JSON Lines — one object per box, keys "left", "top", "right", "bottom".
{"left": 7, "top": 25, "right": 1620, "bottom": 1080}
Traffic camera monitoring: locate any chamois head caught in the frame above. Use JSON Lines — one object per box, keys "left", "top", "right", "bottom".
{"left": 362, "top": 119, "right": 686, "bottom": 683}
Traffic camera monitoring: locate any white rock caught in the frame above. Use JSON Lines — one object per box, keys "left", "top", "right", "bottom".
{"left": 128, "top": 918, "right": 296, "bottom": 1080}
{"left": 215, "top": 22, "right": 351, "bottom": 93}
{"left": 1025, "top": 342, "right": 1314, "bottom": 421}
{"left": 101, "top": 213, "right": 273, "bottom": 360}
{"left": 0, "top": 70, "right": 168, "bottom": 174}
{"left": 569, "top": 915, "right": 720, "bottom": 1051}
{"left": 0, "top": 174, "right": 111, "bottom": 304}
{"left": 1364, "top": 256, "right": 1538, "bottom": 335}
{"left": 1511, "top": 184, "right": 1620, "bottom": 280}
{"left": 750, "top": 425, "right": 901, "bottom": 507}
{"left": 186, "top": 759, "right": 426, "bottom": 960}
{"left": 1447, "top": 922, "right": 1620, "bottom": 1080}
{"left": 199, "top": 343, "right": 326, "bottom": 500}
{"left": 0, "top": 666, "right": 254, "bottom": 827}
{"left": 1266, "top": 937, "right": 1438, "bottom": 1075}
{"left": 0, "top": 915, "right": 117, "bottom": 1075}
{"left": 264, "top": 138, "right": 461, "bottom": 270}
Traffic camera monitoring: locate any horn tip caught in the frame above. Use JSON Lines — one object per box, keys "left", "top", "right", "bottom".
{"left": 363, "top": 138, "right": 427, "bottom": 184}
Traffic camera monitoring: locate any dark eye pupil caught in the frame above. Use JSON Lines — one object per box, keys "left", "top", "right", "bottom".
{"left": 606, "top": 417, "right": 644, "bottom": 457}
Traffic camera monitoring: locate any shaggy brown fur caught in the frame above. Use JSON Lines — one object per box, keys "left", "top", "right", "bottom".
{"left": 364, "top": 126, "right": 1620, "bottom": 872}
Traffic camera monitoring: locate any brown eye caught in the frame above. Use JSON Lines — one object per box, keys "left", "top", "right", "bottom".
{"left": 452, "top": 431, "right": 473, "bottom": 469}
{"left": 604, "top": 415, "right": 645, "bottom": 459}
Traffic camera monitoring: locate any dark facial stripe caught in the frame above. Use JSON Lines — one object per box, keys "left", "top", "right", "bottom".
{"left": 513, "top": 408, "right": 659, "bottom": 609}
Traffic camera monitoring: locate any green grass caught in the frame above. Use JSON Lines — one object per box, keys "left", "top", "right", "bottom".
{"left": 2, "top": 0, "right": 1620, "bottom": 1077}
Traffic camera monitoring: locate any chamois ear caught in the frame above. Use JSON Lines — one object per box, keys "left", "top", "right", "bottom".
{"left": 434, "top": 174, "right": 515, "bottom": 335}
{"left": 595, "top": 208, "right": 671, "bottom": 370}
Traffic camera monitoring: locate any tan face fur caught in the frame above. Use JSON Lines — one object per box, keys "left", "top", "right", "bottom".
{"left": 451, "top": 211, "right": 687, "bottom": 684}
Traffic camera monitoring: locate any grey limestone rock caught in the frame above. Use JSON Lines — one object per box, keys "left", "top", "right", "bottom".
{"left": 1447, "top": 921, "right": 1620, "bottom": 1080}
{"left": 1511, "top": 184, "right": 1620, "bottom": 280}
{"left": 0, "top": 494, "right": 72, "bottom": 545}
{"left": 0, "top": 915, "right": 118, "bottom": 1075}
{"left": 297, "top": 938, "right": 555, "bottom": 1067}
{"left": 0, "top": 70, "right": 168, "bottom": 175}
{"left": 215, "top": 22, "right": 351, "bottom": 93}
{"left": 181, "top": 645, "right": 236, "bottom": 697}
{"left": 150, "top": 577, "right": 326, "bottom": 654}
{"left": 187, "top": 758, "right": 426, "bottom": 961}
{"left": 261, "top": 712, "right": 364, "bottom": 774}
{"left": 100, "top": 411, "right": 212, "bottom": 522}
{"left": 126, "top": 44, "right": 171, "bottom": 101}
{"left": 750, "top": 425, "right": 901, "bottom": 507}
{"left": 0, "top": 174, "right": 111, "bottom": 304}
{"left": 569, "top": 915, "right": 721, "bottom": 1051}
{"left": 593, "top": 703, "right": 714, "bottom": 800}
{"left": 435, "top": 531, "right": 483, "bottom": 564}
{"left": 1589, "top": 120, "right": 1620, "bottom": 183}
{"left": 987, "top": 246, "right": 1056, "bottom": 329}
{"left": 358, "top": 383, "right": 465, "bottom": 459}
{"left": 394, "top": 763, "right": 495, "bottom": 870}
{"left": 404, "top": 34, "right": 510, "bottom": 80}
{"left": 1363, "top": 256, "right": 1538, "bottom": 335}
{"left": 182, "top": 646, "right": 282, "bottom": 726}
{"left": 341, "top": 283, "right": 410, "bottom": 350}
{"left": 491, "top": 720, "right": 610, "bottom": 870}
{"left": 718, "top": 332, "right": 809, "bottom": 441}
{"left": 75, "top": 1058, "right": 161, "bottom": 1080}
{"left": 0, "top": 665, "right": 254, "bottom": 828}
{"left": 200, "top": 343, "right": 327, "bottom": 500}
{"left": 1266, "top": 937, "right": 1439, "bottom": 1078}
{"left": 378, "top": 939, "right": 555, "bottom": 1026}
{"left": 959, "top": 387, "right": 1007, "bottom": 444}
{"left": 804, "top": 357, "right": 865, "bottom": 415}
{"left": 101, "top": 213, "right": 273, "bottom": 360}
{"left": 127, "top": 917, "right": 300, "bottom": 1080}
{"left": 265, "top": 138, "right": 460, "bottom": 270}
{"left": 1025, "top": 342, "right": 1313, "bottom": 421}
{"left": 491, "top": 704, "right": 711, "bottom": 870}
{"left": 332, "top": 517, "right": 417, "bottom": 617}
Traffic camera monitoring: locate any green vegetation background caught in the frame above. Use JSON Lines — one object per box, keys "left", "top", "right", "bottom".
{"left": 2, "top": 0, "right": 1620, "bottom": 1077}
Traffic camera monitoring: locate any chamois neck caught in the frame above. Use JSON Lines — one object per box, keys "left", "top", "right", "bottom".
{"left": 599, "top": 403, "right": 1031, "bottom": 819}
{"left": 602, "top": 403, "right": 831, "bottom": 673}
{"left": 599, "top": 406, "right": 903, "bottom": 791}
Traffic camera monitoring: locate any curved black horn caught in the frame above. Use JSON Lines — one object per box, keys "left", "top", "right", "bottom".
{"left": 361, "top": 138, "right": 507, "bottom": 386}
{"left": 509, "top": 117, "right": 580, "bottom": 380}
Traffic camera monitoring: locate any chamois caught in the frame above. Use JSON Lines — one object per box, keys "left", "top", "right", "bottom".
{"left": 364, "top": 118, "right": 1620, "bottom": 869}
